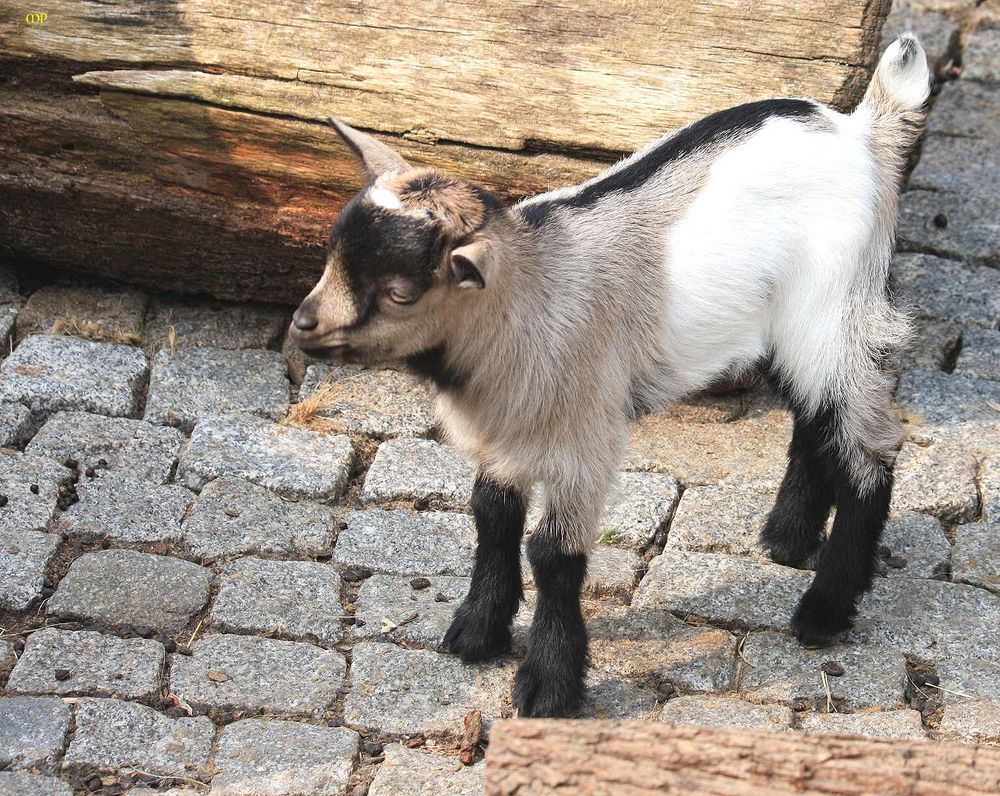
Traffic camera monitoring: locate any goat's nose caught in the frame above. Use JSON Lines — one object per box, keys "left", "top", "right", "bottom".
{"left": 292, "top": 308, "right": 319, "bottom": 332}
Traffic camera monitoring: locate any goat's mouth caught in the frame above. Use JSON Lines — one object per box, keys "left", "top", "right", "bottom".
{"left": 300, "top": 343, "right": 364, "bottom": 364}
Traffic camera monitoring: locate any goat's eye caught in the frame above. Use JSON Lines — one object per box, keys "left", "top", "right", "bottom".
{"left": 386, "top": 284, "right": 418, "bottom": 305}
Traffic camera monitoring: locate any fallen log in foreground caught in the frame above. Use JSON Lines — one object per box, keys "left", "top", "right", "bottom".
{"left": 485, "top": 719, "right": 1000, "bottom": 795}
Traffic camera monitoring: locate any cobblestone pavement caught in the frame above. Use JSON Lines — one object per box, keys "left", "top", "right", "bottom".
{"left": 2, "top": 9, "right": 1000, "bottom": 795}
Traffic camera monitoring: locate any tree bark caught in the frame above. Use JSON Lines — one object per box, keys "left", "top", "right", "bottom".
{"left": 485, "top": 719, "right": 1000, "bottom": 796}
{"left": 0, "top": 0, "right": 891, "bottom": 303}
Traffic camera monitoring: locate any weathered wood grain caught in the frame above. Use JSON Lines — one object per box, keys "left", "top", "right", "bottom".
{"left": 0, "top": 0, "right": 891, "bottom": 302}
{"left": 485, "top": 720, "right": 1000, "bottom": 796}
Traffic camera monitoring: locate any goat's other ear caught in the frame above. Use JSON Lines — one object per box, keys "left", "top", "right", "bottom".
{"left": 329, "top": 117, "right": 409, "bottom": 178}
{"left": 450, "top": 239, "right": 493, "bottom": 290}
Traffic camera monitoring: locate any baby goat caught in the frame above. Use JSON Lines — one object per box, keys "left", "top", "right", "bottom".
{"left": 290, "top": 35, "right": 930, "bottom": 717}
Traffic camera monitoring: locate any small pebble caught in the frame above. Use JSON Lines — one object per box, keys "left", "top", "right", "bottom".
{"left": 339, "top": 520, "right": 349, "bottom": 531}
{"left": 0, "top": 495, "right": 7, "bottom": 507}
{"left": 85, "top": 467, "right": 96, "bottom": 478}
{"left": 933, "top": 213, "right": 948, "bottom": 229}
{"left": 434, "top": 592, "right": 452, "bottom": 603}
{"left": 63, "top": 458, "right": 78, "bottom": 469}
{"left": 410, "top": 576, "right": 431, "bottom": 590}
{"left": 886, "top": 555, "right": 907, "bottom": 569}
{"left": 341, "top": 564, "right": 373, "bottom": 583}
{"left": 924, "top": 674, "right": 940, "bottom": 687}
{"left": 54, "top": 668, "right": 72, "bottom": 681}
{"left": 29, "top": 483, "right": 40, "bottom": 494}
{"left": 87, "top": 775, "right": 102, "bottom": 790}
{"left": 821, "top": 661, "right": 845, "bottom": 677}
{"left": 97, "top": 458, "right": 109, "bottom": 468}
{"left": 224, "top": 507, "right": 240, "bottom": 518}
{"left": 362, "top": 739, "right": 384, "bottom": 756}
{"left": 878, "top": 545, "right": 892, "bottom": 558}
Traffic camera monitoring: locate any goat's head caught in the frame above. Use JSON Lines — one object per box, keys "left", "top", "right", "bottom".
{"left": 290, "top": 118, "right": 508, "bottom": 365}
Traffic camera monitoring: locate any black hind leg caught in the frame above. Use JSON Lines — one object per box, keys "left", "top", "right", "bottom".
{"left": 792, "top": 457, "right": 893, "bottom": 646}
{"left": 761, "top": 408, "right": 836, "bottom": 567}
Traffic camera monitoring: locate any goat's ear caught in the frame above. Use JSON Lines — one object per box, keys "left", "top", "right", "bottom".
{"left": 449, "top": 239, "right": 492, "bottom": 290}
{"left": 329, "top": 117, "right": 409, "bottom": 178}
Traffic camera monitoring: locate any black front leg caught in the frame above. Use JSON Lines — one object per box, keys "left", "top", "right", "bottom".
{"left": 444, "top": 472, "right": 526, "bottom": 661}
{"left": 513, "top": 528, "right": 588, "bottom": 718}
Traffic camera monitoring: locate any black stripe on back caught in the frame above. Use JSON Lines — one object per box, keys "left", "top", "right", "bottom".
{"left": 518, "top": 98, "right": 819, "bottom": 227}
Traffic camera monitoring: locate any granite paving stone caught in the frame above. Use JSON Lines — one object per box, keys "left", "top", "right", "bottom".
{"left": 48, "top": 549, "right": 212, "bottom": 634}
{"left": 579, "top": 545, "right": 645, "bottom": 597}
{"left": 963, "top": 27, "right": 1000, "bottom": 82}
{"left": 582, "top": 671, "right": 659, "bottom": 720}
{"left": 0, "top": 530, "right": 60, "bottom": 611}
{"left": 899, "top": 189, "right": 1000, "bottom": 267}
{"left": 211, "top": 558, "right": 343, "bottom": 644}
{"left": 851, "top": 577, "right": 1000, "bottom": 662}
{"left": 896, "top": 370, "right": 1000, "bottom": 452}
{"left": 738, "top": 630, "right": 907, "bottom": 711}
{"left": 909, "top": 132, "right": 999, "bottom": 196}
{"left": 145, "top": 347, "right": 289, "bottom": 430}
{"left": 936, "top": 658, "right": 1000, "bottom": 704}
{"left": 626, "top": 410, "right": 791, "bottom": 487}
{"left": 300, "top": 364, "right": 435, "bottom": 438}
{"left": 659, "top": 695, "right": 793, "bottom": 732}
{"left": 892, "top": 253, "right": 1000, "bottom": 329}
{"left": 0, "top": 334, "right": 148, "bottom": 418}
{"left": 881, "top": 513, "right": 951, "bottom": 580}
{"left": 344, "top": 642, "right": 510, "bottom": 736}
{"left": 0, "top": 403, "right": 32, "bottom": 448}
{"left": 334, "top": 510, "right": 476, "bottom": 576}
{"left": 6, "top": 628, "right": 164, "bottom": 700}
{"left": 0, "top": 452, "right": 71, "bottom": 532}
{"left": 955, "top": 329, "right": 1000, "bottom": 382}
{"left": 14, "top": 285, "right": 147, "bottom": 343}
{"left": 899, "top": 317, "right": 962, "bottom": 371}
{"left": 182, "top": 477, "right": 337, "bottom": 561}
{"left": 0, "top": 306, "right": 16, "bottom": 352}
{"left": 890, "top": 442, "right": 979, "bottom": 523}
{"left": 26, "top": 411, "right": 184, "bottom": 484}
{"left": 0, "top": 641, "right": 15, "bottom": 681}
{"left": 527, "top": 472, "right": 681, "bottom": 551}
{"left": 588, "top": 604, "right": 736, "bottom": 693}
{"left": 367, "top": 744, "right": 483, "bottom": 796}
{"left": 0, "top": 772, "right": 71, "bottom": 796}
{"left": 213, "top": 718, "right": 359, "bottom": 796}
{"left": 63, "top": 697, "right": 213, "bottom": 777}
{"left": 939, "top": 700, "right": 1000, "bottom": 744}
{"left": 169, "top": 634, "right": 345, "bottom": 718}
{"left": 797, "top": 710, "right": 926, "bottom": 740}
{"left": 178, "top": 414, "right": 355, "bottom": 501}
{"left": 952, "top": 522, "right": 1000, "bottom": 593}
{"left": 664, "top": 483, "right": 775, "bottom": 561}
{"left": 143, "top": 296, "right": 288, "bottom": 352}
{"left": 633, "top": 549, "right": 811, "bottom": 631}
{"left": 984, "top": 457, "right": 1000, "bottom": 523}
{"left": 351, "top": 574, "right": 534, "bottom": 653}
{"left": 57, "top": 474, "right": 194, "bottom": 545}
{"left": 0, "top": 696, "right": 71, "bottom": 773}
{"left": 599, "top": 472, "right": 681, "bottom": 549}
{"left": 361, "top": 437, "right": 475, "bottom": 509}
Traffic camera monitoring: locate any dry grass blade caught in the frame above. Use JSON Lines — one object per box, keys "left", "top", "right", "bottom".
{"left": 281, "top": 370, "right": 363, "bottom": 431}
{"left": 50, "top": 316, "right": 141, "bottom": 345}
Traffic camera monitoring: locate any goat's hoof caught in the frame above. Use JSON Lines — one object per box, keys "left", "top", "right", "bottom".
{"left": 443, "top": 603, "right": 511, "bottom": 662}
{"left": 513, "top": 657, "right": 585, "bottom": 718}
{"left": 791, "top": 589, "right": 854, "bottom": 647}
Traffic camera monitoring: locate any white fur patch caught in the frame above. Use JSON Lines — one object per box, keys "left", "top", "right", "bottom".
{"left": 368, "top": 186, "right": 403, "bottom": 210}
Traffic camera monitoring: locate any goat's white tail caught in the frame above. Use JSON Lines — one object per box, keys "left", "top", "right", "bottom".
{"left": 860, "top": 34, "right": 930, "bottom": 136}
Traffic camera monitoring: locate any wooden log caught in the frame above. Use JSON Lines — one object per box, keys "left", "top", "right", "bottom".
{"left": 485, "top": 720, "right": 1000, "bottom": 796}
{"left": 0, "top": 0, "right": 891, "bottom": 302}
